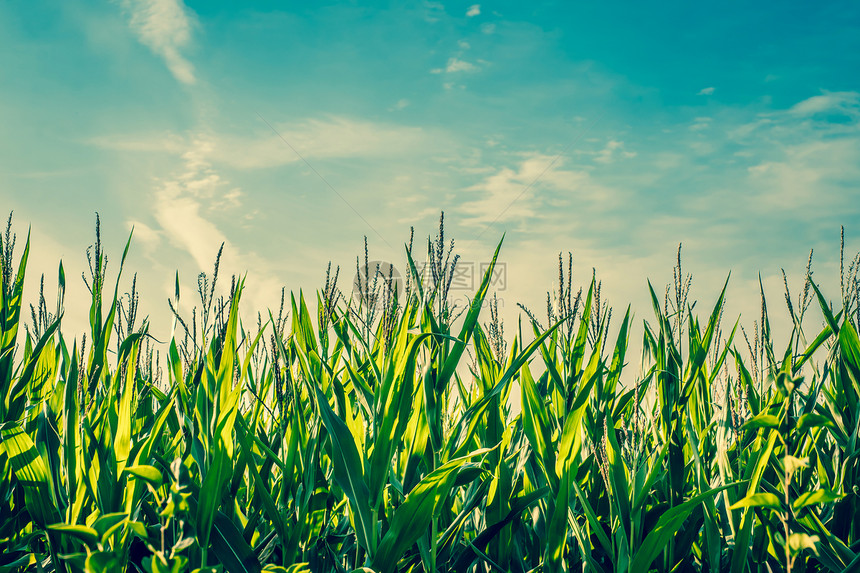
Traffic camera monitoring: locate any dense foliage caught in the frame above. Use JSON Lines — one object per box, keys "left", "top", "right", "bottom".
{"left": 1, "top": 214, "right": 859, "bottom": 573}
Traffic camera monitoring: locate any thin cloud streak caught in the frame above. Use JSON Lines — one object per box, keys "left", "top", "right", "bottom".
{"left": 123, "top": 0, "right": 196, "bottom": 84}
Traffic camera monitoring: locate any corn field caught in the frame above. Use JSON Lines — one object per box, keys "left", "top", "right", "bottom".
{"left": 1, "top": 212, "right": 860, "bottom": 573}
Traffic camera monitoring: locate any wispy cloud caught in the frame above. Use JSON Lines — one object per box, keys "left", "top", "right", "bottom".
{"left": 789, "top": 91, "right": 860, "bottom": 117}
{"left": 214, "top": 116, "right": 433, "bottom": 169}
{"left": 466, "top": 5, "right": 481, "bottom": 17}
{"left": 747, "top": 138, "right": 860, "bottom": 212}
{"left": 139, "top": 136, "right": 292, "bottom": 318}
{"left": 689, "top": 117, "right": 712, "bottom": 131}
{"left": 459, "top": 154, "right": 615, "bottom": 227}
{"left": 447, "top": 57, "right": 477, "bottom": 73}
{"left": 676, "top": 91, "right": 860, "bottom": 249}
{"left": 88, "top": 117, "right": 434, "bottom": 170}
{"left": 122, "top": 0, "right": 196, "bottom": 85}
{"left": 594, "top": 140, "right": 636, "bottom": 163}
{"left": 126, "top": 219, "right": 162, "bottom": 253}
{"left": 432, "top": 57, "right": 478, "bottom": 74}
{"left": 423, "top": 1, "right": 446, "bottom": 23}
{"left": 150, "top": 136, "right": 239, "bottom": 269}
{"left": 698, "top": 86, "right": 715, "bottom": 95}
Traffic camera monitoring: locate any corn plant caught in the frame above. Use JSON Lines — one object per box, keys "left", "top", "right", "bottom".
{"left": 1, "top": 212, "right": 859, "bottom": 573}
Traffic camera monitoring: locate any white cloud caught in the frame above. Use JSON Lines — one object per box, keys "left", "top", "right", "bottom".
{"left": 652, "top": 152, "right": 683, "bottom": 170}
{"left": 459, "top": 154, "right": 616, "bottom": 227}
{"left": 212, "top": 116, "right": 431, "bottom": 169}
{"left": 423, "top": 1, "right": 446, "bottom": 23}
{"left": 87, "top": 117, "right": 436, "bottom": 171}
{"left": 148, "top": 137, "right": 237, "bottom": 270}
{"left": 698, "top": 87, "right": 715, "bottom": 96}
{"left": 679, "top": 91, "right": 860, "bottom": 236}
{"left": 466, "top": 4, "right": 481, "bottom": 17}
{"left": 689, "top": 117, "right": 712, "bottom": 131}
{"left": 127, "top": 219, "right": 162, "bottom": 251}
{"left": 594, "top": 140, "right": 636, "bottom": 164}
{"left": 140, "top": 137, "right": 290, "bottom": 321}
{"left": 727, "top": 117, "right": 773, "bottom": 140}
{"left": 728, "top": 92, "right": 860, "bottom": 146}
{"left": 747, "top": 138, "right": 860, "bottom": 211}
{"left": 155, "top": 186, "right": 225, "bottom": 271}
{"left": 789, "top": 91, "right": 860, "bottom": 117}
{"left": 397, "top": 206, "right": 440, "bottom": 224}
{"left": 445, "top": 57, "right": 477, "bottom": 73}
{"left": 122, "top": 0, "right": 196, "bottom": 85}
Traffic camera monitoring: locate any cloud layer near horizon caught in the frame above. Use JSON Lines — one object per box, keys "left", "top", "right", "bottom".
{"left": 1, "top": 0, "right": 858, "bottom": 345}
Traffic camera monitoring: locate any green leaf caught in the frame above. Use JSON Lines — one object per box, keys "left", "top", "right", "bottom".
{"left": 809, "top": 280, "right": 839, "bottom": 336}
{"left": 741, "top": 412, "right": 780, "bottom": 431}
{"left": 85, "top": 550, "right": 122, "bottom": 572}
{"left": 795, "top": 322, "right": 834, "bottom": 372}
{"left": 122, "top": 465, "right": 163, "bottom": 487}
{"left": 437, "top": 236, "right": 504, "bottom": 387}
{"left": 210, "top": 509, "right": 263, "bottom": 573}
{"left": 0, "top": 422, "right": 61, "bottom": 527}
{"left": 373, "top": 449, "right": 491, "bottom": 573}
{"left": 446, "top": 313, "right": 568, "bottom": 462}
{"left": 313, "top": 384, "right": 375, "bottom": 556}
{"left": 571, "top": 482, "right": 613, "bottom": 567}
{"left": 92, "top": 512, "right": 128, "bottom": 542}
{"left": 796, "top": 413, "right": 835, "bottom": 432}
{"left": 520, "top": 362, "right": 554, "bottom": 486}
{"left": 793, "top": 489, "right": 845, "bottom": 510}
{"left": 235, "top": 418, "right": 287, "bottom": 551}
{"left": 728, "top": 492, "right": 782, "bottom": 511}
{"left": 630, "top": 485, "right": 732, "bottom": 572}
{"left": 545, "top": 471, "right": 572, "bottom": 572}
{"left": 46, "top": 524, "right": 99, "bottom": 547}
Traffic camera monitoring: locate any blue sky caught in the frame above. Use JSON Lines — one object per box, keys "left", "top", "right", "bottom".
{"left": 2, "top": 0, "right": 859, "bottom": 349}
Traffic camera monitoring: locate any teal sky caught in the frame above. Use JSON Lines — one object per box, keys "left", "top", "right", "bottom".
{"left": 2, "top": 0, "right": 859, "bottom": 347}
